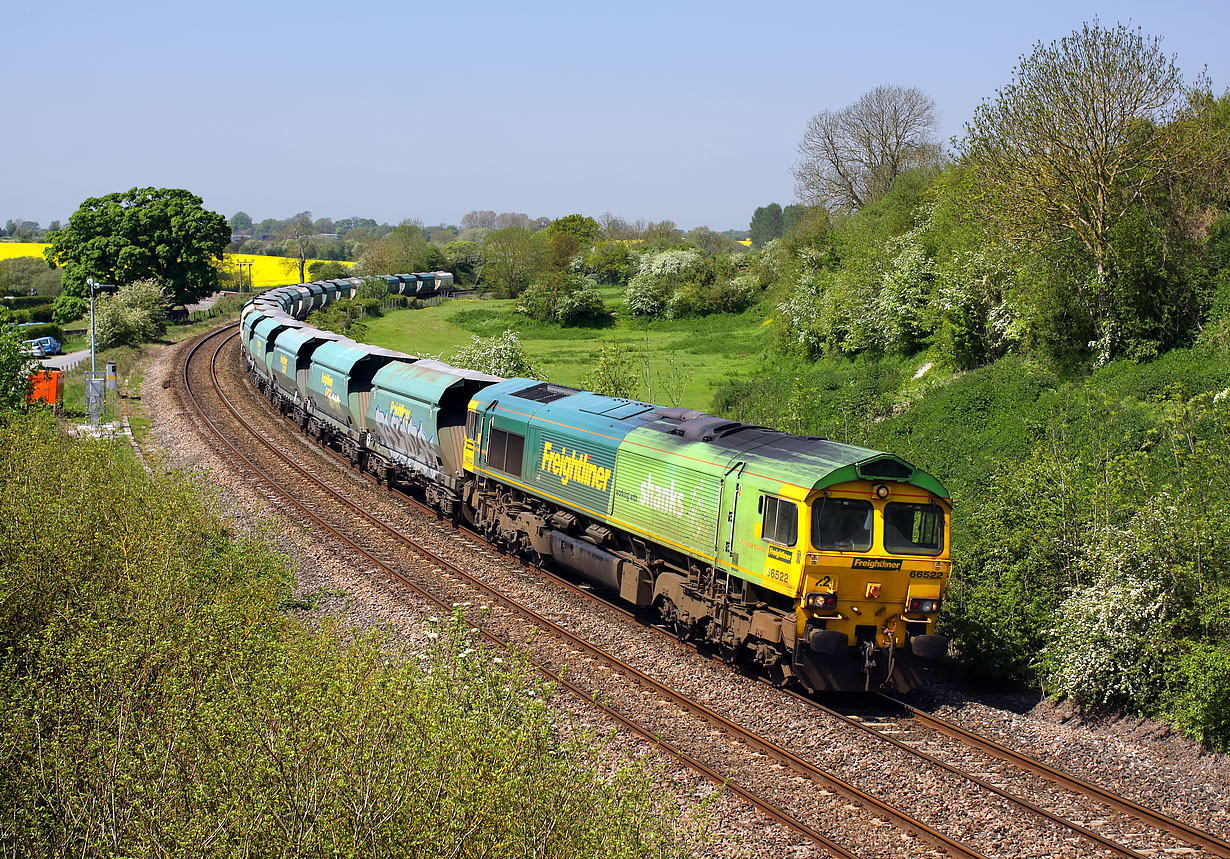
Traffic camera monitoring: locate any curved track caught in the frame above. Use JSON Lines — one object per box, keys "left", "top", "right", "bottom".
{"left": 180, "top": 323, "right": 1230, "bottom": 859}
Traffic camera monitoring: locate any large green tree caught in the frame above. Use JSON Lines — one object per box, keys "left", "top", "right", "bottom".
{"left": 45, "top": 188, "right": 229, "bottom": 322}
{"left": 480, "top": 227, "right": 546, "bottom": 298}
{"left": 749, "top": 204, "right": 784, "bottom": 247}
{"left": 961, "top": 22, "right": 1206, "bottom": 360}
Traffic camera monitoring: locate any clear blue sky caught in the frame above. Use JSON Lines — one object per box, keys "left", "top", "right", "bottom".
{"left": 5, "top": 0, "right": 1228, "bottom": 232}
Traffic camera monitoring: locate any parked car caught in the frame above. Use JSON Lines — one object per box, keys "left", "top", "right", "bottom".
{"left": 19, "top": 340, "right": 46, "bottom": 358}
{"left": 34, "top": 336, "right": 62, "bottom": 356}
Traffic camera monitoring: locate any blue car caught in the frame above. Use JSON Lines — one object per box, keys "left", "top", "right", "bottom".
{"left": 34, "top": 336, "right": 61, "bottom": 356}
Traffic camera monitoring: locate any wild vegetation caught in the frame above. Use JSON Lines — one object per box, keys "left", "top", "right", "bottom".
{"left": 0, "top": 411, "right": 710, "bottom": 856}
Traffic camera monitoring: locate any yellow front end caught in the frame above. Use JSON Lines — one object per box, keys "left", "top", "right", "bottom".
{"left": 796, "top": 480, "right": 951, "bottom": 654}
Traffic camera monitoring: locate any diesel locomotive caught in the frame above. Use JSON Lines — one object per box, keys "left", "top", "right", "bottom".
{"left": 241, "top": 274, "right": 952, "bottom": 692}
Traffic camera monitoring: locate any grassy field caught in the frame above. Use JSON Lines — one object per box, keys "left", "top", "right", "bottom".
{"left": 360, "top": 294, "right": 775, "bottom": 412}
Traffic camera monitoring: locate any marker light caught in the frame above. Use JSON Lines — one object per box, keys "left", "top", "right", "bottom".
{"left": 908, "top": 598, "right": 942, "bottom": 613}
{"left": 804, "top": 592, "right": 838, "bottom": 610}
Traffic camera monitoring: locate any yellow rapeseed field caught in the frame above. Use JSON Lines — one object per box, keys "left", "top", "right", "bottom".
{"left": 224, "top": 253, "right": 353, "bottom": 289}
{"left": 0, "top": 242, "right": 351, "bottom": 290}
{"left": 0, "top": 242, "right": 50, "bottom": 261}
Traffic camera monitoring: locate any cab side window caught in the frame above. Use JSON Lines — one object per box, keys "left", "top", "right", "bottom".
{"left": 465, "top": 410, "right": 480, "bottom": 439}
{"left": 486, "top": 427, "right": 525, "bottom": 477}
{"left": 762, "top": 495, "right": 798, "bottom": 546}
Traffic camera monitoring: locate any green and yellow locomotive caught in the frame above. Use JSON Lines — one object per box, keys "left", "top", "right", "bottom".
{"left": 461, "top": 380, "right": 950, "bottom": 692}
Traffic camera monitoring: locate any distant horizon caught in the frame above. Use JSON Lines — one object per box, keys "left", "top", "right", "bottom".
{"left": 5, "top": 0, "right": 1228, "bottom": 232}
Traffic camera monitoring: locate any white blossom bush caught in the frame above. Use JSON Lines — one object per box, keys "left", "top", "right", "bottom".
{"left": 636, "top": 249, "right": 701, "bottom": 279}
{"left": 623, "top": 273, "right": 673, "bottom": 317}
{"left": 94, "top": 278, "right": 167, "bottom": 348}
{"left": 776, "top": 275, "right": 828, "bottom": 357}
{"left": 874, "top": 227, "right": 936, "bottom": 353}
{"left": 1040, "top": 502, "right": 1183, "bottom": 709}
{"left": 623, "top": 250, "right": 704, "bottom": 318}
{"left": 447, "top": 330, "right": 541, "bottom": 379}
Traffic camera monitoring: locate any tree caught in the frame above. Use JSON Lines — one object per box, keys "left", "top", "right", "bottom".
{"left": 461, "top": 210, "right": 498, "bottom": 229}
{"left": 686, "top": 226, "right": 738, "bottom": 256}
{"left": 495, "top": 212, "right": 531, "bottom": 229}
{"left": 0, "top": 308, "right": 33, "bottom": 411}
{"left": 45, "top": 187, "right": 229, "bottom": 322}
{"left": 547, "top": 214, "right": 601, "bottom": 245}
{"left": 356, "top": 224, "right": 443, "bottom": 276}
{"left": 781, "top": 205, "right": 810, "bottom": 236}
{"left": 793, "top": 85, "right": 940, "bottom": 213}
{"left": 749, "top": 204, "right": 784, "bottom": 247}
{"left": 279, "top": 211, "right": 317, "bottom": 284}
{"left": 961, "top": 21, "right": 1203, "bottom": 360}
{"left": 583, "top": 342, "right": 638, "bottom": 398}
{"left": 229, "top": 211, "right": 253, "bottom": 233}
{"left": 480, "top": 227, "right": 546, "bottom": 298}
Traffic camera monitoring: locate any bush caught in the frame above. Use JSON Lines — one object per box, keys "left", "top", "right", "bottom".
{"left": 516, "top": 275, "right": 608, "bottom": 326}
{"left": 623, "top": 272, "right": 675, "bottom": 317}
{"left": 448, "top": 330, "right": 541, "bottom": 378}
{"left": 1166, "top": 643, "right": 1230, "bottom": 750}
{"left": 93, "top": 279, "right": 167, "bottom": 348}
{"left": 11, "top": 322, "right": 64, "bottom": 344}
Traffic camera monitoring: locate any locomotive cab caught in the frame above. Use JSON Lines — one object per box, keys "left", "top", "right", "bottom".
{"left": 791, "top": 479, "right": 951, "bottom": 691}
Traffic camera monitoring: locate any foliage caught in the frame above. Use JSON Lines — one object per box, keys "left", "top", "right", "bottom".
{"left": 515, "top": 275, "right": 608, "bottom": 326}
{"left": 93, "top": 278, "right": 167, "bottom": 348}
{"left": 307, "top": 259, "right": 352, "bottom": 281}
{"left": 0, "top": 256, "right": 61, "bottom": 296}
{"left": 448, "top": 329, "right": 541, "bottom": 378}
{"left": 0, "top": 414, "right": 711, "bottom": 854}
{"left": 308, "top": 299, "right": 371, "bottom": 340}
{"left": 443, "top": 239, "right": 480, "bottom": 284}
{"left": 581, "top": 241, "right": 634, "bottom": 285}
{"left": 961, "top": 22, "right": 1209, "bottom": 363}
{"left": 480, "top": 227, "right": 547, "bottom": 298}
{"left": 0, "top": 308, "right": 33, "bottom": 410}
{"left": 45, "top": 187, "right": 230, "bottom": 321}
{"left": 583, "top": 342, "right": 639, "bottom": 398}
{"left": 356, "top": 223, "right": 444, "bottom": 277}
{"left": 547, "top": 214, "right": 601, "bottom": 244}
{"left": 794, "top": 85, "right": 940, "bottom": 212}
{"left": 750, "top": 203, "right": 784, "bottom": 247}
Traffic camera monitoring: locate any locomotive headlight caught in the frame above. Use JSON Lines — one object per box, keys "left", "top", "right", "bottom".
{"left": 908, "top": 598, "right": 941, "bottom": 613}
{"left": 805, "top": 592, "right": 838, "bottom": 610}
{"left": 874, "top": 484, "right": 890, "bottom": 499}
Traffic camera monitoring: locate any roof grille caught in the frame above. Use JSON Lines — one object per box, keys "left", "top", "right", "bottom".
{"left": 511, "top": 382, "right": 580, "bottom": 404}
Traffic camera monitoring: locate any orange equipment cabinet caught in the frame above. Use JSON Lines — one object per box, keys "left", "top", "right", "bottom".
{"left": 29, "top": 369, "right": 64, "bottom": 408}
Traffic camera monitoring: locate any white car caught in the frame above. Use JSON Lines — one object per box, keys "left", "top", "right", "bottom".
{"left": 19, "top": 340, "right": 46, "bottom": 358}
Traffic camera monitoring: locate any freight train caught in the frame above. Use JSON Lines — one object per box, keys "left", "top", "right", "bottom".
{"left": 240, "top": 274, "right": 952, "bottom": 692}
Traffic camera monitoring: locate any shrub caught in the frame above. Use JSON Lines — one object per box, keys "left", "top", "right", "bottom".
{"left": 516, "top": 275, "right": 608, "bottom": 325}
{"left": 449, "top": 330, "right": 541, "bottom": 378}
{"left": 93, "top": 278, "right": 166, "bottom": 348}
{"left": 623, "top": 272, "right": 674, "bottom": 317}
{"left": 583, "top": 342, "right": 638, "bottom": 397}
{"left": 1166, "top": 643, "right": 1230, "bottom": 750}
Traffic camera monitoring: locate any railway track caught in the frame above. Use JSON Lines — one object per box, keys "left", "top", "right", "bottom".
{"left": 178, "top": 323, "right": 1230, "bottom": 859}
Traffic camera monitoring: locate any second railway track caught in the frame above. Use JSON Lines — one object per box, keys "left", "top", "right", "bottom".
{"left": 174, "top": 323, "right": 1230, "bottom": 859}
